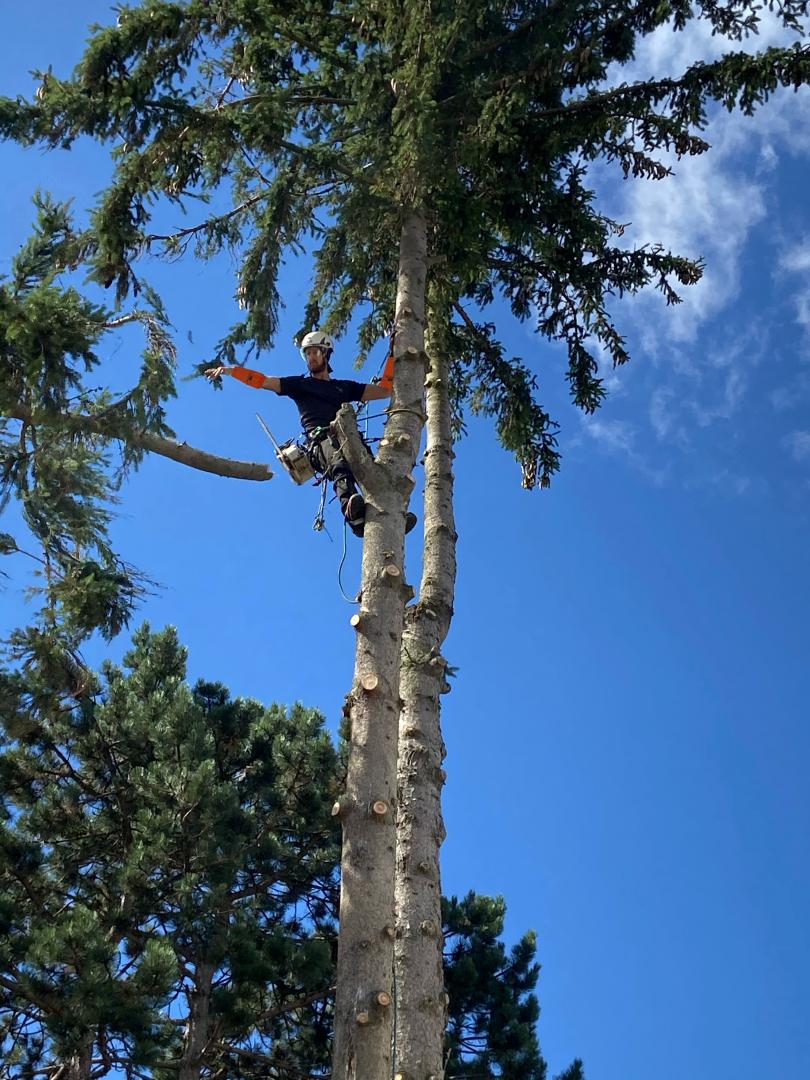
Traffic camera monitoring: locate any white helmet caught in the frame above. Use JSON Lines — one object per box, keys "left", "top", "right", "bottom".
{"left": 299, "top": 330, "right": 334, "bottom": 359}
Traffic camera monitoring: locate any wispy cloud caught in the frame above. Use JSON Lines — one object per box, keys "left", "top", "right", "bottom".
{"left": 649, "top": 386, "right": 691, "bottom": 449}
{"left": 702, "top": 468, "right": 756, "bottom": 497}
{"left": 776, "top": 238, "right": 810, "bottom": 332}
{"left": 783, "top": 430, "right": 810, "bottom": 462}
{"left": 566, "top": 14, "right": 810, "bottom": 496}
{"left": 688, "top": 365, "right": 748, "bottom": 427}
{"left": 770, "top": 370, "right": 810, "bottom": 412}
{"left": 582, "top": 416, "right": 637, "bottom": 455}
{"left": 579, "top": 415, "right": 669, "bottom": 484}
{"left": 598, "top": 14, "right": 810, "bottom": 343}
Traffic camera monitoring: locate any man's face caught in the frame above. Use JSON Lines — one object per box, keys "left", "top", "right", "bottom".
{"left": 304, "top": 346, "right": 328, "bottom": 373}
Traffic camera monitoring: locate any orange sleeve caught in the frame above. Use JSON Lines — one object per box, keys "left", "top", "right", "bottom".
{"left": 231, "top": 366, "right": 267, "bottom": 389}
{"left": 379, "top": 354, "right": 395, "bottom": 390}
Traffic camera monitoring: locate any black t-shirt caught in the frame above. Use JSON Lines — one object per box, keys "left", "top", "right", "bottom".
{"left": 277, "top": 375, "right": 366, "bottom": 436}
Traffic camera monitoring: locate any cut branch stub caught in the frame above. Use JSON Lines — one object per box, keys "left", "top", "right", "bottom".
{"left": 383, "top": 925, "right": 397, "bottom": 940}
{"left": 356, "top": 1011, "right": 370, "bottom": 1026}
{"left": 380, "top": 564, "right": 401, "bottom": 581}
{"left": 331, "top": 799, "right": 349, "bottom": 818}
{"left": 350, "top": 610, "right": 369, "bottom": 629}
{"left": 360, "top": 673, "right": 379, "bottom": 692}
{"left": 375, "top": 991, "right": 392, "bottom": 1008}
{"left": 371, "top": 800, "right": 389, "bottom": 819}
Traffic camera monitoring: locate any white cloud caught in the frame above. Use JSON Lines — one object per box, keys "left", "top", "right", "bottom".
{"left": 595, "top": 13, "right": 810, "bottom": 342}
{"left": 783, "top": 430, "right": 810, "bottom": 461}
{"left": 582, "top": 416, "right": 637, "bottom": 455}
{"left": 609, "top": 119, "right": 769, "bottom": 341}
{"left": 621, "top": 8, "right": 803, "bottom": 84}
{"left": 775, "top": 238, "right": 810, "bottom": 331}
{"left": 779, "top": 242, "right": 810, "bottom": 275}
{"left": 560, "top": 13, "right": 810, "bottom": 494}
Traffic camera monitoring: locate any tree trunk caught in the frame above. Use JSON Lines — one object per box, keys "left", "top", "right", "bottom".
{"left": 179, "top": 962, "right": 215, "bottom": 1080}
{"left": 64, "top": 1036, "right": 93, "bottom": 1080}
{"left": 394, "top": 314, "right": 457, "bottom": 1080}
{"left": 331, "top": 209, "right": 428, "bottom": 1080}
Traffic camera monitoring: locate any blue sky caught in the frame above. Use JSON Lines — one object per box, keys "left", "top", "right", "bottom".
{"left": 2, "top": 6, "right": 810, "bottom": 1080}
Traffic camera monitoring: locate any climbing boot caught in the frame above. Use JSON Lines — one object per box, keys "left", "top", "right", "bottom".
{"left": 345, "top": 493, "right": 366, "bottom": 536}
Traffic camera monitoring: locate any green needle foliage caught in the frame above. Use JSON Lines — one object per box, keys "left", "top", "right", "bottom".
{"left": 1, "top": 194, "right": 177, "bottom": 650}
{"left": 0, "top": 624, "right": 339, "bottom": 1078}
{"left": 444, "top": 892, "right": 582, "bottom": 1080}
{"left": 4, "top": 0, "right": 807, "bottom": 492}
{"left": 1, "top": 623, "right": 575, "bottom": 1080}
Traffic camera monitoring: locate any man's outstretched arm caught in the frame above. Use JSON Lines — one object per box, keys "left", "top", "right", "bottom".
{"left": 205, "top": 365, "right": 281, "bottom": 393}
{"left": 360, "top": 354, "right": 395, "bottom": 402}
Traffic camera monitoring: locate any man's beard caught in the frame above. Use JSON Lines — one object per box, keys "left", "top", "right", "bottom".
{"left": 308, "top": 355, "right": 327, "bottom": 374}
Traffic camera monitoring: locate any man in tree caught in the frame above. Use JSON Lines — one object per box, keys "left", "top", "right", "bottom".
{"left": 206, "top": 331, "right": 414, "bottom": 537}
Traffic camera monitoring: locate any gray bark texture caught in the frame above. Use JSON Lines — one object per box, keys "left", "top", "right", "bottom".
{"left": 394, "top": 322, "right": 456, "bottom": 1080}
{"left": 179, "top": 962, "right": 215, "bottom": 1080}
{"left": 331, "top": 210, "right": 428, "bottom": 1080}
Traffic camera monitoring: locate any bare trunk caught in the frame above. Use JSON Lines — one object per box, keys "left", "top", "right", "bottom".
{"left": 394, "top": 316, "right": 457, "bottom": 1080}
{"left": 331, "top": 210, "right": 428, "bottom": 1080}
{"left": 179, "top": 962, "right": 215, "bottom": 1080}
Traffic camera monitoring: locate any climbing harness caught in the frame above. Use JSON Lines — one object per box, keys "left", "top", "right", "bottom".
{"left": 255, "top": 413, "right": 316, "bottom": 485}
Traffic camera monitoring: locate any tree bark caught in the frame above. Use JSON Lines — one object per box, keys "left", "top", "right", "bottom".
{"left": 179, "top": 961, "right": 215, "bottom": 1080}
{"left": 394, "top": 314, "right": 457, "bottom": 1080}
{"left": 64, "top": 1036, "right": 93, "bottom": 1080}
{"left": 331, "top": 209, "right": 428, "bottom": 1080}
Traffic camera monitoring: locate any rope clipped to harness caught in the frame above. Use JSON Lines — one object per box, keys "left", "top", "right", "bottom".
{"left": 313, "top": 475, "right": 330, "bottom": 534}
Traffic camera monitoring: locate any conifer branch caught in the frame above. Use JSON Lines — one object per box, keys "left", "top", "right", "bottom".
{"left": 144, "top": 190, "right": 273, "bottom": 247}
{"left": 214, "top": 93, "right": 356, "bottom": 110}
{"left": 254, "top": 984, "right": 334, "bottom": 1022}
{"left": 7, "top": 405, "right": 273, "bottom": 482}
{"left": 462, "top": 14, "right": 540, "bottom": 63}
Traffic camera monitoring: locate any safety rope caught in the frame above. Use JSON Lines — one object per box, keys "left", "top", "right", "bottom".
{"left": 336, "top": 517, "right": 357, "bottom": 604}
{"left": 312, "top": 476, "right": 330, "bottom": 535}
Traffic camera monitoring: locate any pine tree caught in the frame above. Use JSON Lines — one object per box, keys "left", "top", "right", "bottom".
{"left": 4, "top": 3, "right": 810, "bottom": 1077}
{"left": 444, "top": 892, "right": 558, "bottom": 1080}
{"left": 0, "top": 624, "right": 339, "bottom": 1078}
